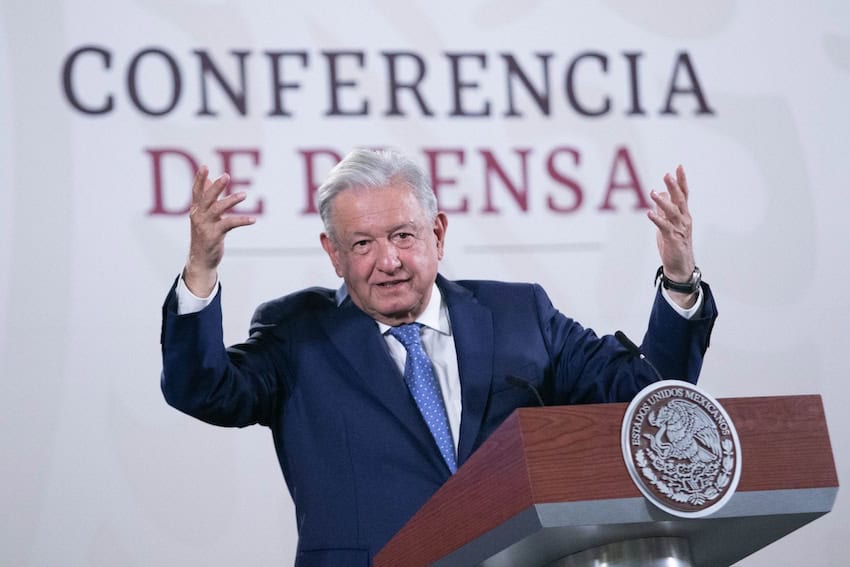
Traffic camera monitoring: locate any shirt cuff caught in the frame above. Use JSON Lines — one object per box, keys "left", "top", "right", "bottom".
{"left": 175, "top": 274, "right": 220, "bottom": 315}
{"left": 660, "top": 284, "right": 703, "bottom": 320}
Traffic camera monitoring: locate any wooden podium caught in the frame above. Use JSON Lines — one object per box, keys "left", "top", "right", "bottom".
{"left": 375, "top": 395, "right": 838, "bottom": 566}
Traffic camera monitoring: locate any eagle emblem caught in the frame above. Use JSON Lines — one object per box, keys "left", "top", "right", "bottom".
{"left": 621, "top": 381, "right": 741, "bottom": 518}
{"left": 647, "top": 399, "right": 721, "bottom": 463}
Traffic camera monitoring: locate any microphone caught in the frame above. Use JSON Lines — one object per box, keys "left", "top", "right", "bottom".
{"left": 506, "top": 375, "right": 545, "bottom": 407}
{"left": 614, "top": 330, "right": 664, "bottom": 382}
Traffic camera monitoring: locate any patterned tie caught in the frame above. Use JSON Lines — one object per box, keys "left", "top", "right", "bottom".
{"left": 388, "top": 323, "right": 458, "bottom": 474}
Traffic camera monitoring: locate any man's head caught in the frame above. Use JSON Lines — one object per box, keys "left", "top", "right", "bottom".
{"left": 318, "top": 149, "right": 447, "bottom": 326}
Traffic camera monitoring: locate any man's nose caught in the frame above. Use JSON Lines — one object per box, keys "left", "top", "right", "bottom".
{"left": 376, "top": 240, "right": 402, "bottom": 271}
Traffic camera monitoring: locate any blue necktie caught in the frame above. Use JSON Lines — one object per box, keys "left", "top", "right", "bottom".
{"left": 388, "top": 323, "right": 457, "bottom": 474}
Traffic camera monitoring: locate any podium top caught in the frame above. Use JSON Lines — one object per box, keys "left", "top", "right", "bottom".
{"left": 375, "top": 395, "right": 838, "bottom": 567}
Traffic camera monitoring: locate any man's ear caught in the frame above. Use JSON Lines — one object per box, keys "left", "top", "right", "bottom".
{"left": 320, "top": 233, "right": 344, "bottom": 277}
{"left": 433, "top": 212, "right": 448, "bottom": 260}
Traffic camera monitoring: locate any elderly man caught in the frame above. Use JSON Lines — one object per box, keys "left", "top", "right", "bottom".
{"left": 161, "top": 149, "right": 716, "bottom": 566}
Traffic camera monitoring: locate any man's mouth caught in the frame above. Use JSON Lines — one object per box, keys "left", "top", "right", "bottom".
{"left": 375, "top": 279, "right": 408, "bottom": 288}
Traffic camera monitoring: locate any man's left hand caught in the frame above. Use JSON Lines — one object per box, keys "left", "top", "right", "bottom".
{"left": 648, "top": 165, "right": 698, "bottom": 308}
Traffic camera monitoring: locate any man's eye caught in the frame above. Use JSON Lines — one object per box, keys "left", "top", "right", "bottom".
{"left": 352, "top": 240, "right": 371, "bottom": 254}
{"left": 393, "top": 233, "right": 415, "bottom": 247}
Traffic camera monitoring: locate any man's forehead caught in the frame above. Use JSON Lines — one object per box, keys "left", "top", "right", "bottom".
{"left": 331, "top": 185, "right": 427, "bottom": 225}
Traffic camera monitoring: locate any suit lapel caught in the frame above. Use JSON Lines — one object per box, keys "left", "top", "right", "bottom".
{"left": 318, "top": 296, "right": 450, "bottom": 474}
{"left": 438, "top": 276, "right": 495, "bottom": 466}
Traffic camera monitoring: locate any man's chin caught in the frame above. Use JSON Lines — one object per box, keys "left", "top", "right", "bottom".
{"left": 370, "top": 298, "right": 423, "bottom": 325}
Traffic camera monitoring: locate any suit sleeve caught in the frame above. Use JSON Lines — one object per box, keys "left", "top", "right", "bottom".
{"left": 641, "top": 282, "right": 717, "bottom": 381}
{"left": 160, "top": 278, "right": 286, "bottom": 427}
{"left": 537, "top": 282, "right": 717, "bottom": 404}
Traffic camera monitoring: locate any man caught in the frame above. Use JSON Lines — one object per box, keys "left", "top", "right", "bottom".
{"left": 161, "top": 149, "right": 716, "bottom": 566}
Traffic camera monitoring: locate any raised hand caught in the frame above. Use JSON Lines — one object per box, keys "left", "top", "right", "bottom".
{"left": 183, "top": 166, "right": 256, "bottom": 296}
{"left": 648, "top": 165, "right": 697, "bottom": 306}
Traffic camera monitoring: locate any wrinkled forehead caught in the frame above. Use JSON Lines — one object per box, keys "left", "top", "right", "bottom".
{"left": 329, "top": 184, "right": 431, "bottom": 231}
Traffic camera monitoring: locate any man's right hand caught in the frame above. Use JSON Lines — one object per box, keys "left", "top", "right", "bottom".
{"left": 183, "top": 166, "right": 256, "bottom": 297}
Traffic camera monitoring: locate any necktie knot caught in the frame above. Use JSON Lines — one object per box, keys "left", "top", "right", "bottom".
{"left": 388, "top": 323, "right": 423, "bottom": 349}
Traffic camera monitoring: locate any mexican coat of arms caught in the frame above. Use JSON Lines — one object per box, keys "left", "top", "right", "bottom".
{"left": 621, "top": 380, "right": 742, "bottom": 518}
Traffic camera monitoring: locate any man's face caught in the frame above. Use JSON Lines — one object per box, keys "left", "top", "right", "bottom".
{"left": 320, "top": 183, "right": 447, "bottom": 326}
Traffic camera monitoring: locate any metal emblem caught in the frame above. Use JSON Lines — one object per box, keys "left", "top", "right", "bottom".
{"left": 621, "top": 380, "right": 741, "bottom": 518}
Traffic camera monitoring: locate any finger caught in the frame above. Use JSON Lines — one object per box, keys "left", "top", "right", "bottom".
{"left": 650, "top": 190, "right": 679, "bottom": 221}
{"left": 663, "top": 172, "right": 685, "bottom": 207}
{"left": 199, "top": 173, "right": 231, "bottom": 209}
{"left": 192, "top": 165, "right": 209, "bottom": 206}
{"left": 649, "top": 194, "right": 691, "bottom": 236}
{"left": 664, "top": 170, "right": 691, "bottom": 219}
{"left": 209, "top": 191, "right": 250, "bottom": 217}
{"left": 676, "top": 165, "right": 690, "bottom": 200}
{"left": 672, "top": 166, "right": 691, "bottom": 218}
{"left": 219, "top": 215, "right": 256, "bottom": 233}
{"left": 646, "top": 208, "right": 665, "bottom": 231}
{"left": 647, "top": 207, "right": 674, "bottom": 234}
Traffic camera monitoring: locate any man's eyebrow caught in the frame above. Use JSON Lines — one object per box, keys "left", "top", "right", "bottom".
{"left": 387, "top": 221, "right": 418, "bottom": 233}
{"left": 346, "top": 221, "right": 418, "bottom": 240}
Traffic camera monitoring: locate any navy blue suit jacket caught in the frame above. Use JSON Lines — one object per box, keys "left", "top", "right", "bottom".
{"left": 160, "top": 274, "right": 716, "bottom": 565}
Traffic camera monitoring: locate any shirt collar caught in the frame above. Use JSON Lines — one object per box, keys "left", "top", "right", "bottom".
{"left": 337, "top": 282, "right": 450, "bottom": 335}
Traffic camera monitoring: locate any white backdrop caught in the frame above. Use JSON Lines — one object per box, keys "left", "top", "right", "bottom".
{"left": 2, "top": 1, "right": 849, "bottom": 565}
